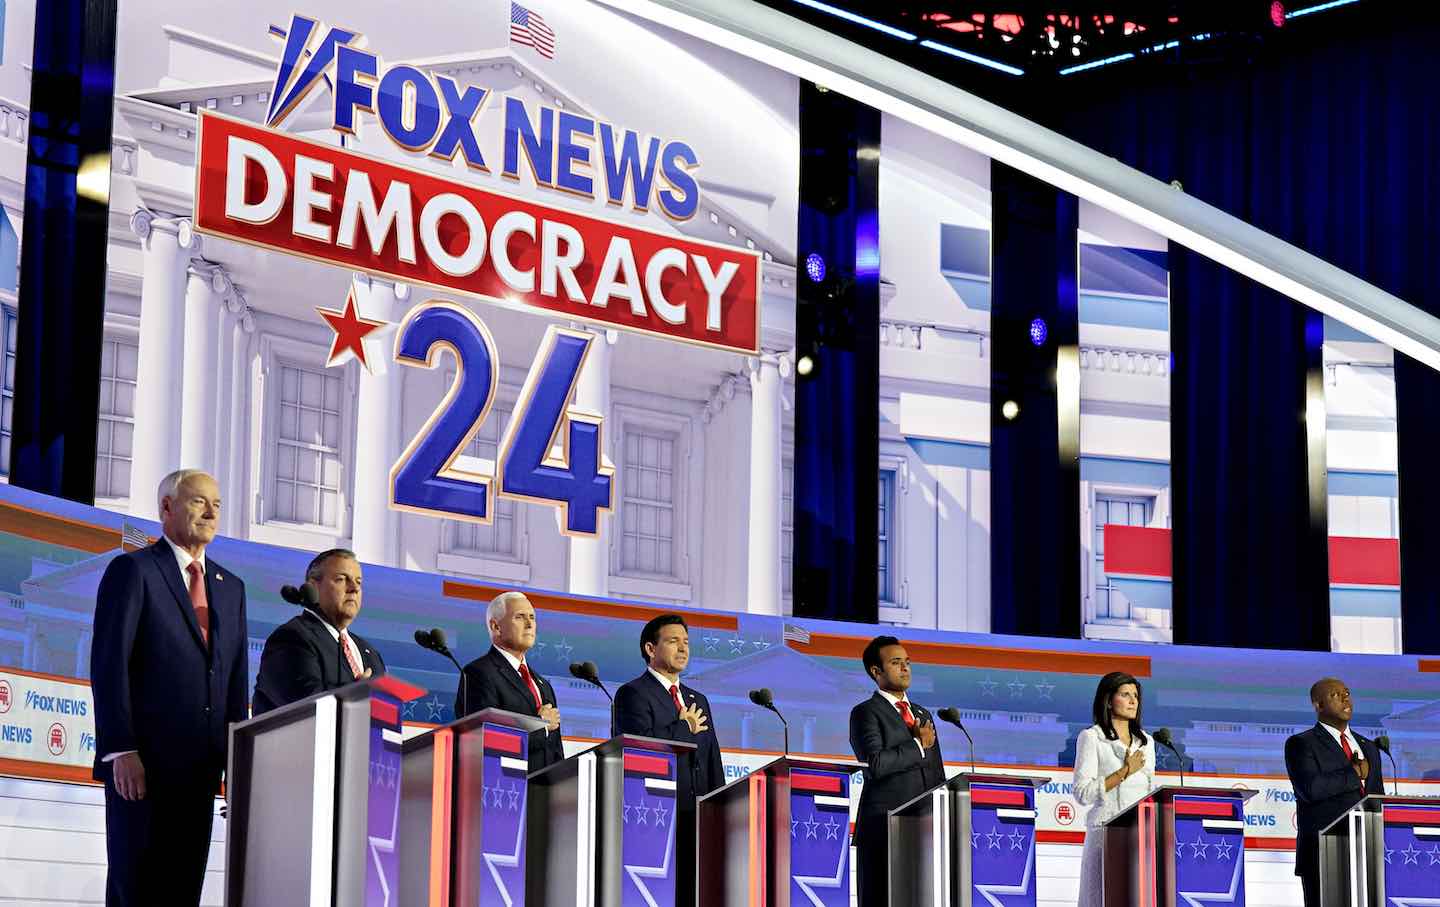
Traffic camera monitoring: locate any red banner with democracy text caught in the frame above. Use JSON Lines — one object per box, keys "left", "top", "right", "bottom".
{"left": 193, "top": 111, "right": 761, "bottom": 354}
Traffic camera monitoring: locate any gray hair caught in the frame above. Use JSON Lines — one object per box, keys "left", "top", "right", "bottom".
{"left": 487, "top": 591, "right": 531, "bottom": 635}
{"left": 306, "top": 548, "right": 359, "bottom": 583}
{"left": 157, "top": 468, "right": 213, "bottom": 515}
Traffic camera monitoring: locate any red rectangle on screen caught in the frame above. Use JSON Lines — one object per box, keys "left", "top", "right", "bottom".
{"left": 971, "top": 787, "right": 1028, "bottom": 807}
{"left": 483, "top": 728, "right": 523, "bottom": 756}
{"left": 623, "top": 752, "right": 672, "bottom": 777}
{"left": 791, "top": 773, "right": 843, "bottom": 794}
{"left": 1102, "top": 525, "right": 1172, "bottom": 578}
{"left": 1174, "top": 799, "right": 1237, "bottom": 818}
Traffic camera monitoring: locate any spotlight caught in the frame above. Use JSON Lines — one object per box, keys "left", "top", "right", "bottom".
{"left": 1269, "top": 1, "right": 1286, "bottom": 27}
{"left": 796, "top": 355, "right": 815, "bottom": 376}
{"left": 804, "top": 252, "right": 827, "bottom": 283}
{"left": 1001, "top": 400, "right": 1020, "bottom": 420}
{"left": 1029, "top": 317, "right": 1048, "bottom": 346}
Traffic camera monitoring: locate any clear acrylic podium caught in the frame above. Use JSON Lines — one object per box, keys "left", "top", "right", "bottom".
{"left": 397, "top": 706, "right": 548, "bottom": 907}
{"left": 888, "top": 772, "right": 1040, "bottom": 907}
{"left": 1101, "top": 786, "right": 1256, "bottom": 907}
{"left": 1319, "top": 794, "right": 1440, "bottom": 906}
{"left": 695, "top": 756, "right": 862, "bottom": 907}
{"left": 527, "top": 733, "right": 696, "bottom": 907}
{"left": 224, "top": 674, "right": 424, "bottom": 907}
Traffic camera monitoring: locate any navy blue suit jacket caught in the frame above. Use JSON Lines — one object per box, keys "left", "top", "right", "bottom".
{"left": 1284, "top": 723, "right": 1385, "bottom": 878}
{"left": 614, "top": 672, "right": 726, "bottom": 809}
{"left": 457, "top": 647, "right": 565, "bottom": 770}
{"left": 89, "top": 541, "right": 249, "bottom": 790}
{"left": 251, "top": 611, "right": 386, "bottom": 716}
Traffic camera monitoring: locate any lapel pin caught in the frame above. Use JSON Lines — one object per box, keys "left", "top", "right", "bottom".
{"left": 217, "top": 573, "right": 224, "bottom": 581}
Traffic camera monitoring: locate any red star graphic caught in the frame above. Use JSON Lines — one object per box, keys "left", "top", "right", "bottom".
{"left": 316, "top": 288, "right": 387, "bottom": 372}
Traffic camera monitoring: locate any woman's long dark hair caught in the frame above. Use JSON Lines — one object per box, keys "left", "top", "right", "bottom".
{"left": 1091, "top": 671, "right": 1148, "bottom": 746}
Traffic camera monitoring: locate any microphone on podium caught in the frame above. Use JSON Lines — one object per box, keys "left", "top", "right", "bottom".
{"left": 1153, "top": 728, "right": 1184, "bottom": 787}
{"left": 280, "top": 582, "right": 319, "bottom": 607}
{"left": 936, "top": 707, "right": 976, "bottom": 774}
{"left": 1375, "top": 735, "right": 1399, "bottom": 795}
{"left": 415, "top": 627, "right": 467, "bottom": 717}
{"left": 570, "top": 662, "right": 616, "bottom": 733}
{"left": 748, "top": 688, "right": 789, "bottom": 757}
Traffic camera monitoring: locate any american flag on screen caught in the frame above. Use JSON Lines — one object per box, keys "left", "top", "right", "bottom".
{"left": 510, "top": 3, "right": 556, "bottom": 59}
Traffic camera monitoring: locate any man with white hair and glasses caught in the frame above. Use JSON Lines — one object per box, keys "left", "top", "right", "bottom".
{"left": 456, "top": 590, "right": 564, "bottom": 769}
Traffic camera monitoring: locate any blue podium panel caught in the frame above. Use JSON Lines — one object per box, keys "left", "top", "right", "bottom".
{"left": 789, "top": 767, "right": 853, "bottom": 907}
{"left": 1171, "top": 795, "right": 1247, "bottom": 907}
{"left": 619, "top": 747, "right": 680, "bottom": 907}
{"left": 968, "top": 781, "right": 1039, "bottom": 907}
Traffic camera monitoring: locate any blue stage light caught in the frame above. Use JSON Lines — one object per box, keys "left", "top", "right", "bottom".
{"left": 1029, "top": 318, "right": 1048, "bottom": 346}
{"left": 805, "top": 253, "right": 826, "bottom": 283}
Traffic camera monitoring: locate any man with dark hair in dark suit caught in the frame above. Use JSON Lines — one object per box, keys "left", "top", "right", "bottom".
{"left": 614, "top": 614, "right": 726, "bottom": 907}
{"left": 849, "top": 635, "right": 946, "bottom": 907}
{"left": 251, "top": 548, "right": 386, "bottom": 715}
{"left": 1284, "top": 677, "right": 1385, "bottom": 907}
{"left": 90, "top": 469, "right": 250, "bottom": 907}
{"left": 456, "top": 591, "right": 564, "bottom": 769}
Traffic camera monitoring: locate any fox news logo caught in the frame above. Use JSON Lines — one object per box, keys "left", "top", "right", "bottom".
{"left": 265, "top": 15, "right": 701, "bottom": 220}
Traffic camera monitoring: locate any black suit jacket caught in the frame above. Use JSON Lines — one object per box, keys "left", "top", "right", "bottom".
{"left": 850, "top": 691, "right": 946, "bottom": 822}
{"left": 613, "top": 672, "right": 726, "bottom": 809}
{"left": 89, "top": 541, "right": 249, "bottom": 789}
{"left": 251, "top": 610, "right": 386, "bottom": 715}
{"left": 457, "top": 647, "right": 564, "bottom": 770}
{"left": 1284, "top": 723, "right": 1385, "bottom": 877}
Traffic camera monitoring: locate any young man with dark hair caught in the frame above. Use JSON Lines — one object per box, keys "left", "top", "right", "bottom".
{"left": 614, "top": 614, "right": 725, "bottom": 907}
{"left": 849, "top": 635, "right": 945, "bottom": 906}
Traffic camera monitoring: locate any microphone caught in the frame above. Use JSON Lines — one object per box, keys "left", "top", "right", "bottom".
{"left": 1374, "top": 735, "right": 1399, "bottom": 796}
{"left": 1153, "top": 728, "right": 1185, "bottom": 788}
{"left": 937, "top": 707, "right": 976, "bottom": 775}
{"left": 414, "top": 627, "right": 467, "bottom": 718}
{"left": 570, "top": 662, "right": 615, "bottom": 734}
{"left": 280, "top": 582, "right": 319, "bottom": 607}
{"left": 748, "top": 688, "right": 789, "bottom": 757}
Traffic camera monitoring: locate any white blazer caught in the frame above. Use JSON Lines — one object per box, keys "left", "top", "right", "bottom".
{"left": 1072, "top": 724, "right": 1156, "bottom": 828}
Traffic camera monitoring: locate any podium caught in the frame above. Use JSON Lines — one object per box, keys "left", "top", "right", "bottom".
{"left": 527, "top": 734, "right": 696, "bottom": 907}
{"left": 224, "top": 675, "right": 424, "bottom": 907}
{"left": 397, "top": 707, "right": 548, "bottom": 907}
{"left": 1101, "top": 786, "right": 1256, "bottom": 907}
{"left": 888, "top": 773, "right": 1040, "bottom": 907}
{"left": 1319, "top": 794, "right": 1440, "bottom": 906}
{"left": 695, "top": 756, "right": 862, "bottom": 907}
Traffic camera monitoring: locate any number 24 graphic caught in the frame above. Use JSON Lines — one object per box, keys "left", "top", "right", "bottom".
{"left": 388, "top": 302, "right": 614, "bottom": 535}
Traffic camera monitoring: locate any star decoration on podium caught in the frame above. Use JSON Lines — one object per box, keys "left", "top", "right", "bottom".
{"left": 317, "top": 288, "right": 388, "bottom": 372}
{"left": 1009, "top": 829, "right": 1026, "bottom": 850}
{"left": 1213, "top": 838, "right": 1235, "bottom": 862}
{"left": 1401, "top": 843, "right": 1421, "bottom": 865}
{"left": 1429, "top": 843, "right": 1440, "bottom": 865}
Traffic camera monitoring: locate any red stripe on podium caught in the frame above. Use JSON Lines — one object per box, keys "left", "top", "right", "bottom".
{"left": 791, "top": 773, "right": 843, "bottom": 794}
{"left": 623, "top": 753, "right": 672, "bottom": 777}
{"left": 371, "top": 698, "right": 399, "bottom": 726}
{"left": 483, "top": 729, "right": 523, "bottom": 756}
{"left": 971, "top": 787, "right": 1028, "bottom": 807}
{"left": 1174, "top": 800, "right": 1237, "bottom": 817}
{"left": 1037, "top": 830, "right": 1086, "bottom": 844}
{"left": 1384, "top": 807, "right": 1440, "bottom": 826}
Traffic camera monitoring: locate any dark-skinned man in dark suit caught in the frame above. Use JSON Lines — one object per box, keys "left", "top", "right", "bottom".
{"left": 1284, "top": 677, "right": 1385, "bottom": 907}
{"left": 252, "top": 548, "right": 386, "bottom": 715}
{"left": 456, "top": 591, "right": 564, "bottom": 769}
{"left": 614, "top": 614, "right": 725, "bottom": 907}
{"left": 90, "top": 469, "right": 250, "bottom": 907}
{"left": 849, "top": 635, "right": 946, "bottom": 907}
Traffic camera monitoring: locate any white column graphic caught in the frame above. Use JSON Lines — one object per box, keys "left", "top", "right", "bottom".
{"left": 179, "top": 263, "right": 224, "bottom": 473}
{"left": 127, "top": 212, "right": 199, "bottom": 518}
{"left": 568, "top": 327, "right": 615, "bottom": 596}
{"left": 746, "top": 353, "right": 785, "bottom": 615}
{"left": 349, "top": 276, "right": 405, "bottom": 567}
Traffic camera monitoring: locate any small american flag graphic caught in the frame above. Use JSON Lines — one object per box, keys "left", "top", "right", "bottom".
{"left": 782, "top": 623, "right": 811, "bottom": 645}
{"left": 510, "top": 3, "right": 556, "bottom": 59}
{"left": 120, "top": 521, "right": 152, "bottom": 551}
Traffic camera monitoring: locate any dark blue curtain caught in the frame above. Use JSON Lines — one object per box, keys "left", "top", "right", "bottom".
{"left": 1045, "top": 13, "right": 1440, "bottom": 652}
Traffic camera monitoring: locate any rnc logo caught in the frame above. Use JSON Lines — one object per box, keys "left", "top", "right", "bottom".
{"left": 1054, "top": 802, "right": 1075, "bottom": 826}
{"left": 47, "top": 722, "right": 66, "bottom": 756}
{"left": 0, "top": 679, "right": 11, "bottom": 714}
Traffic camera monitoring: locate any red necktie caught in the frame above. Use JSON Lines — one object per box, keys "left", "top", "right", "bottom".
{"left": 339, "top": 629, "right": 364, "bottom": 679}
{"left": 670, "top": 684, "right": 684, "bottom": 713}
{"left": 185, "top": 562, "right": 209, "bottom": 647}
{"left": 1340, "top": 732, "right": 1354, "bottom": 760}
{"left": 896, "top": 699, "right": 916, "bottom": 728}
{"left": 518, "top": 662, "right": 542, "bottom": 712}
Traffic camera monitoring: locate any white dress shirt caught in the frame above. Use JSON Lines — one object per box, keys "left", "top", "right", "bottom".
{"left": 492, "top": 646, "right": 548, "bottom": 732}
{"left": 876, "top": 687, "right": 927, "bottom": 756}
{"left": 301, "top": 607, "right": 363, "bottom": 675}
{"left": 1318, "top": 721, "right": 1365, "bottom": 761}
{"left": 649, "top": 668, "right": 685, "bottom": 706}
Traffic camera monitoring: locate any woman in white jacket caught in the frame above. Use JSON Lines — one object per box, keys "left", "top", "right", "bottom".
{"left": 1072, "top": 671, "right": 1156, "bottom": 907}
